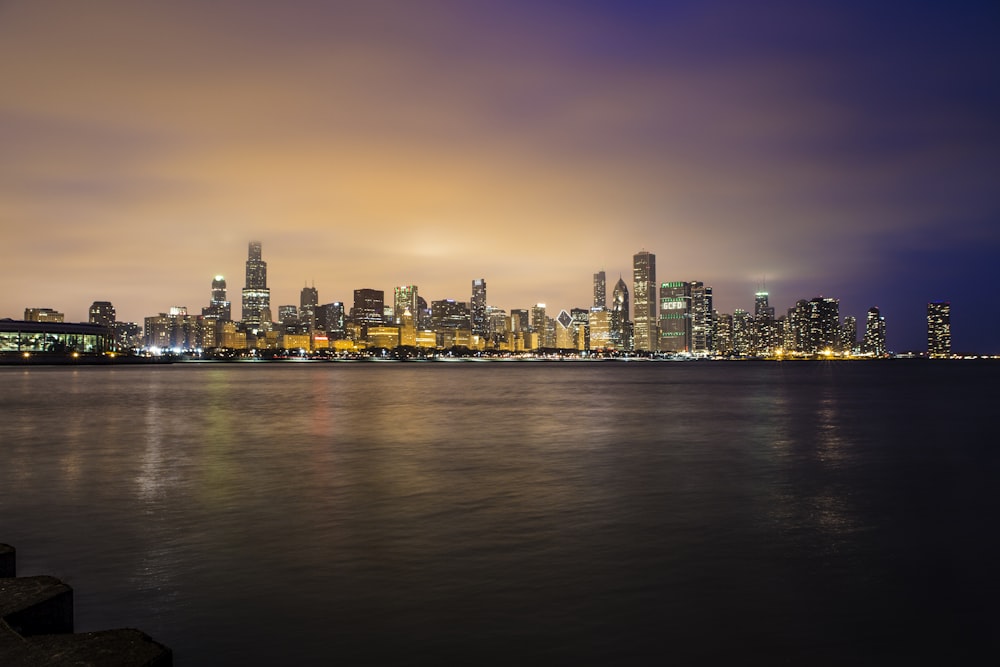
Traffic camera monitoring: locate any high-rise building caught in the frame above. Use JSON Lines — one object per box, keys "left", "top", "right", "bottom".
{"left": 300, "top": 285, "right": 318, "bottom": 332}
{"left": 807, "top": 297, "right": 840, "bottom": 353}
{"left": 863, "top": 307, "right": 886, "bottom": 356}
{"left": 430, "top": 299, "right": 471, "bottom": 331}
{"left": 241, "top": 241, "right": 270, "bottom": 330}
{"left": 658, "top": 282, "right": 690, "bottom": 353}
{"left": 927, "top": 302, "right": 951, "bottom": 357}
{"left": 690, "top": 282, "right": 713, "bottom": 355}
{"left": 714, "top": 311, "right": 733, "bottom": 356}
{"left": 202, "top": 276, "right": 231, "bottom": 322}
{"left": 394, "top": 286, "right": 419, "bottom": 325}
{"left": 841, "top": 316, "right": 858, "bottom": 355}
{"left": 24, "top": 308, "right": 64, "bottom": 323}
{"left": 351, "top": 289, "right": 385, "bottom": 330}
{"left": 317, "top": 302, "right": 346, "bottom": 339}
{"left": 530, "top": 304, "right": 546, "bottom": 334}
{"left": 593, "top": 271, "right": 606, "bottom": 310}
{"left": 88, "top": 301, "right": 116, "bottom": 327}
{"left": 471, "top": 279, "right": 487, "bottom": 338}
{"left": 632, "top": 251, "right": 657, "bottom": 352}
{"left": 610, "top": 278, "right": 631, "bottom": 350}
{"left": 732, "top": 309, "right": 752, "bottom": 355}
{"left": 754, "top": 291, "right": 775, "bottom": 320}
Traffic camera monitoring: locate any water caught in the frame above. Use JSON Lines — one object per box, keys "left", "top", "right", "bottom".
{"left": 2, "top": 361, "right": 998, "bottom": 664}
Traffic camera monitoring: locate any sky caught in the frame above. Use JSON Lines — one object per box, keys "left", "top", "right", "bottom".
{"left": 1, "top": 0, "right": 998, "bottom": 352}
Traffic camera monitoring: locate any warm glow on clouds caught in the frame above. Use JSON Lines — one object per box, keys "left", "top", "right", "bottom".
{"left": 1, "top": 1, "right": 998, "bottom": 350}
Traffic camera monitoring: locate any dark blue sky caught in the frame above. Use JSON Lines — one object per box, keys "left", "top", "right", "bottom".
{"left": 1, "top": 1, "right": 998, "bottom": 351}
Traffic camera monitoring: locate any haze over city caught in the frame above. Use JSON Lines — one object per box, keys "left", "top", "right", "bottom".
{"left": 2, "top": 1, "right": 998, "bottom": 352}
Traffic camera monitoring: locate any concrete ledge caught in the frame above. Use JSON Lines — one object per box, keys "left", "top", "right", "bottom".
{"left": 0, "top": 544, "right": 172, "bottom": 666}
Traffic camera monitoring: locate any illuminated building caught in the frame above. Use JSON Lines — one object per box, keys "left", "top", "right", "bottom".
{"left": 317, "top": 302, "right": 345, "bottom": 339}
{"left": 807, "top": 297, "right": 840, "bottom": 353}
{"left": 350, "top": 288, "right": 385, "bottom": 331}
{"left": 610, "top": 278, "right": 631, "bottom": 350}
{"left": 510, "top": 309, "right": 529, "bottom": 335}
{"left": 201, "top": 276, "right": 231, "bottom": 323}
{"left": 714, "top": 311, "right": 733, "bottom": 356}
{"left": 589, "top": 308, "right": 611, "bottom": 350}
{"left": 399, "top": 308, "right": 417, "bottom": 347}
{"left": 555, "top": 310, "right": 575, "bottom": 349}
{"left": 927, "top": 302, "right": 951, "bottom": 357}
{"left": 658, "top": 281, "right": 690, "bottom": 353}
{"left": 88, "top": 301, "right": 116, "bottom": 327}
{"left": 300, "top": 285, "right": 318, "bottom": 332}
{"left": 486, "top": 306, "right": 508, "bottom": 347}
{"left": 690, "top": 282, "right": 713, "bottom": 355}
{"left": 754, "top": 291, "right": 774, "bottom": 319}
{"left": 570, "top": 308, "right": 589, "bottom": 350}
{"left": 24, "top": 308, "right": 64, "bottom": 323}
{"left": 732, "top": 309, "right": 752, "bottom": 355}
{"left": 632, "top": 251, "right": 657, "bottom": 352}
{"left": 278, "top": 305, "right": 298, "bottom": 326}
{"left": 394, "top": 286, "right": 419, "bottom": 324}
{"left": 431, "top": 299, "right": 471, "bottom": 330}
{"left": 241, "top": 241, "right": 270, "bottom": 330}
{"left": 593, "top": 270, "right": 606, "bottom": 309}
{"left": 471, "top": 279, "right": 487, "bottom": 338}
{"left": 0, "top": 320, "right": 112, "bottom": 354}
{"left": 786, "top": 300, "right": 811, "bottom": 353}
{"left": 863, "top": 308, "right": 886, "bottom": 356}
{"left": 841, "top": 316, "right": 858, "bottom": 355}
{"left": 367, "top": 326, "right": 400, "bottom": 350}
{"left": 220, "top": 321, "right": 247, "bottom": 349}
{"left": 144, "top": 310, "right": 204, "bottom": 350}
{"left": 281, "top": 333, "right": 312, "bottom": 352}
{"left": 530, "top": 304, "right": 546, "bottom": 335}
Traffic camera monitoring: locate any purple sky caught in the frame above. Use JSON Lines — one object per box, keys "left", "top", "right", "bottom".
{"left": 2, "top": 1, "right": 998, "bottom": 351}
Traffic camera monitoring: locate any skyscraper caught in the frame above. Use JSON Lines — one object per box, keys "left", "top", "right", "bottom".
{"left": 863, "top": 307, "right": 886, "bottom": 356}
{"left": 88, "top": 301, "right": 116, "bottom": 327}
{"left": 658, "top": 282, "right": 690, "bottom": 353}
{"left": 632, "top": 251, "right": 657, "bottom": 352}
{"left": 690, "top": 282, "right": 713, "bottom": 355}
{"left": 202, "top": 276, "right": 231, "bottom": 322}
{"left": 394, "top": 286, "right": 419, "bottom": 325}
{"left": 471, "top": 279, "right": 487, "bottom": 338}
{"left": 807, "top": 297, "right": 840, "bottom": 353}
{"left": 241, "top": 241, "right": 270, "bottom": 330}
{"left": 593, "top": 271, "right": 606, "bottom": 310}
{"left": 351, "top": 289, "right": 385, "bottom": 331}
{"left": 610, "top": 278, "right": 630, "bottom": 350}
{"left": 300, "top": 285, "right": 318, "bottom": 332}
{"left": 927, "top": 302, "right": 951, "bottom": 357}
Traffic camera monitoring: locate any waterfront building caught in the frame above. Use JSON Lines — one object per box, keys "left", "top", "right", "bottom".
{"left": 927, "top": 301, "right": 951, "bottom": 357}
{"left": 367, "top": 326, "right": 400, "bottom": 350}
{"left": 394, "top": 286, "right": 419, "bottom": 325}
{"left": 690, "top": 282, "right": 713, "bottom": 355}
{"left": 278, "top": 305, "right": 298, "bottom": 326}
{"left": 317, "top": 302, "right": 346, "bottom": 339}
{"left": 510, "top": 309, "right": 529, "bottom": 335}
{"left": 202, "top": 276, "right": 231, "bottom": 323}
{"left": 632, "top": 251, "right": 657, "bottom": 352}
{"left": 714, "top": 311, "right": 733, "bottom": 356}
{"left": 0, "top": 319, "right": 111, "bottom": 354}
{"left": 24, "top": 308, "right": 64, "bottom": 323}
{"left": 471, "top": 279, "right": 487, "bottom": 338}
{"left": 241, "top": 241, "right": 270, "bottom": 331}
{"left": 431, "top": 299, "right": 471, "bottom": 331}
{"left": 300, "top": 285, "right": 318, "bottom": 332}
{"left": 658, "top": 281, "right": 690, "bottom": 353}
{"left": 593, "top": 271, "right": 606, "bottom": 310}
{"left": 863, "top": 308, "right": 886, "bottom": 356}
{"left": 610, "top": 278, "right": 631, "bottom": 350}
{"left": 589, "top": 308, "right": 611, "bottom": 350}
{"left": 570, "top": 308, "right": 589, "bottom": 351}
{"left": 350, "top": 288, "right": 385, "bottom": 331}
{"left": 841, "top": 316, "right": 858, "bottom": 355}
{"left": 754, "top": 291, "right": 775, "bottom": 320}
{"left": 220, "top": 321, "right": 247, "bottom": 349}
{"left": 88, "top": 301, "right": 116, "bottom": 328}
{"left": 732, "top": 309, "right": 752, "bottom": 355}
{"left": 144, "top": 310, "right": 204, "bottom": 351}
{"left": 530, "top": 304, "right": 546, "bottom": 335}
{"left": 807, "top": 297, "right": 840, "bottom": 353}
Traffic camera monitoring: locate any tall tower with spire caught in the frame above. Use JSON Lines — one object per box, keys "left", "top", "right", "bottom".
{"left": 241, "top": 241, "right": 270, "bottom": 330}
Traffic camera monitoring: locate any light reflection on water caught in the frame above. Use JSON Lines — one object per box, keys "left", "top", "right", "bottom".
{"left": 2, "top": 361, "right": 998, "bottom": 665}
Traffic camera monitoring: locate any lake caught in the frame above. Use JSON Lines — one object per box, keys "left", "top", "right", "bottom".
{"left": 2, "top": 360, "right": 998, "bottom": 664}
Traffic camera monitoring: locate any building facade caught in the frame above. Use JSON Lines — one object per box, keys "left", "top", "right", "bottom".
{"left": 632, "top": 251, "right": 657, "bottom": 352}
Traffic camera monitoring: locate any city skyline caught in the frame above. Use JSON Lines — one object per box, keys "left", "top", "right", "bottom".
{"left": 2, "top": 2, "right": 998, "bottom": 352}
